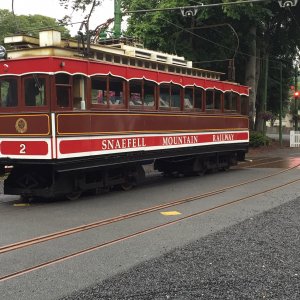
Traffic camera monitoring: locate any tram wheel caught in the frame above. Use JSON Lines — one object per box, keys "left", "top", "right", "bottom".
{"left": 65, "top": 191, "right": 82, "bottom": 201}
{"left": 120, "top": 182, "right": 134, "bottom": 191}
{"left": 20, "top": 194, "right": 32, "bottom": 203}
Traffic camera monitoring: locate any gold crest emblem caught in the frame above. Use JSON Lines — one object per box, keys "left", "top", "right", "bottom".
{"left": 15, "top": 118, "right": 28, "bottom": 134}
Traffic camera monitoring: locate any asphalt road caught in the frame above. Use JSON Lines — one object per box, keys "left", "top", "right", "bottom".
{"left": 0, "top": 150, "right": 300, "bottom": 300}
{"left": 61, "top": 197, "right": 300, "bottom": 300}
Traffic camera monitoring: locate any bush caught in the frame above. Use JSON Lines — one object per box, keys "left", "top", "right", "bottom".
{"left": 249, "top": 131, "right": 271, "bottom": 147}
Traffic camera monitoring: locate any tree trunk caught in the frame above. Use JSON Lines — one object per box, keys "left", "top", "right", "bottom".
{"left": 256, "top": 53, "right": 269, "bottom": 133}
{"left": 244, "top": 24, "right": 257, "bottom": 130}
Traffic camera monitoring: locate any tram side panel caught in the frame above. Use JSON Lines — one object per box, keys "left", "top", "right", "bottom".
{"left": 55, "top": 112, "right": 249, "bottom": 160}
{"left": 1, "top": 112, "right": 249, "bottom": 198}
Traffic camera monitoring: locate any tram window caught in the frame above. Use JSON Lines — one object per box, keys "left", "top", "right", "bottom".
{"left": 91, "top": 76, "right": 125, "bottom": 106}
{"left": 137, "top": 60, "right": 143, "bottom": 67}
{"left": 151, "top": 62, "right": 157, "bottom": 70}
{"left": 206, "top": 90, "right": 214, "bottom": 109}
{"left": 184, "top": 87, "right": 203, "bottom": 110}
{"left": 130, "top": 58, "right": 135, "bottom": 66}
{"left": 129, "top": 80, "right": 156, "bottom": 107}
{"left": 129, "top": 80, "right": 142, "bottom": 106}
{"left": 159, "top": 84, "right": 170, "bottom": 107}
{"left": 241, "top": 95, "right": 249, "bottom": 115}
{"left": 194, "top": 87, "right": 203, "bottom": 110}
{"left": 232, "top": 93, "right": 238, "bottom": 111}
{"left": 97, "top": 53, "right": 104, "bottom": 60}
{"left": 214, "top": 90, "right": 222, "bottom": 110}
{"left": 106, "top": 54, "right": 112, "bottom": 62}
{"left": 169, "top": 66, "right": 175, "bottom": 73}
{"left": 56, "top": 86, "right": 70, "bottom": 107}
{"left": 24, "top": 75, "right": 46, "bottom": 106}
{"left": 184, "top": 87, "right": 193, "bottom": 109}
{"left": 158, "top": 64, "right": 165, "bottom": 71}
{"left": 144, "top": 81, "right": 155, "bottom": 107}
{"left": 56, "top": 74, "right": 71, "bottom": 108}
{"left": 108, "top": 76, "right": 125, "bottom": 105}
{"left": 0, "top": 77, "right": 18, "bottom": 107}
{"left": 91, "top": 77, "right": 107, "bottom": 104}
{"left": 56, "top": 73, "right": 69, "bottom": 84}
{"left": 170, "top": 84, "right": 181, "bottom": 108}
{"left": 224, "top": 92, "right": 238, "bottom": 111}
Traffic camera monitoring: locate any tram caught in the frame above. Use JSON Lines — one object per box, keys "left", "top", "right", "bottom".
{"left": 0, "top": 30, "right": 249, "bottom": 199}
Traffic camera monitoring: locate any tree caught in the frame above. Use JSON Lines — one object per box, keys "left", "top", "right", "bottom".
{"left": 0, "top": 9, "right": 70, "bottom": 44}
{"left": 121, "top": 0, "right": 300, "bottom": 130}
{"left": 59, "top": 0, "right": 101, "bottom": 11}
{"left": 60, "top": 1, "right": 300, "bottom": 132}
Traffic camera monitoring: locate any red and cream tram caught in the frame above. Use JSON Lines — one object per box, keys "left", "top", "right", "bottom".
{"left": 0, "top": 30, "right": 249, "bottom": 199}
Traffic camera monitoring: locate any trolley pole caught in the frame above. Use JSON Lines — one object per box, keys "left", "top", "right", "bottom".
{"left": 114, "top": 0, "right": 122, "bottom": 38}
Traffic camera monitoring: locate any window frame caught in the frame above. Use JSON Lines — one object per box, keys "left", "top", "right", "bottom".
{"left": 240, "top": 95, "right": 249, "bottom": 116}
{"left": 90, "top": 75, "right": 126, "bottom": 110}
{"left": 224, "top": 91, "right": 239, "bottom": 113}
{"left": 214, "top": 89, "right": 222, "bottom": 111}
{"left": 22, "top": 74, "right": 49, "bottom": 110}
{"left": 205, "top": 89, "right": 214, "bottom": 111}
{"left": 0, "top": 76, "right": 20, "bottom": 111}
{"left": 128, "top": 79, "right": 156, "bottom": 110}
{"left": 183, "top": 86, "right": 204, "bottom": 112}
{"left": 159, "top": 83, "right": 182, "bottom": 111}
{"left": 54, "top": 73, "right": 72, "bottom": 110}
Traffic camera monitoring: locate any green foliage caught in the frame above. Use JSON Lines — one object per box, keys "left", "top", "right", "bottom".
{"left": 0, "top": 9, "right": 70, "bottom": 44}
{"left": 120, "top": 0, "right": 300, "bottom": 121}
{"left": 249, "top": 131, "right": 271, "bottom": 148}
{"left": 259, "top": 111, "right": 275, "bottom": 122}
{"left": 59, "top": 0, "right": 101, "bottom": 11}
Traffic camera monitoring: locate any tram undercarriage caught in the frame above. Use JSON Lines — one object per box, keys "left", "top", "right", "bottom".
{"left": 4, "top": 163, "right": 146, "bottom": 200}
{"left": 2, "top": 144, "right": 247, "bottom": 200}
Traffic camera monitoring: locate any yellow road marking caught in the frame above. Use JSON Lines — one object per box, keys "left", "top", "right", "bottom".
{"left": 13, "top": 203, "right": 30, "bottom": 207}
{"left": 160, "top": 211, "right": 182, "bottom": 216}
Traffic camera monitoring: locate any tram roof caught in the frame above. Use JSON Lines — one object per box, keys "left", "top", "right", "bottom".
{"left": 1, "top": 30, "right": 249, "bottom": 95}
{"left": 3, "top": 30, "right": 224, "bottom": 79}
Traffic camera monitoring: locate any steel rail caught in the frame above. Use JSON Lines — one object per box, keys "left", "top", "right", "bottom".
{"left": 0, "top": 162, "right": 299, "bottom": 255}
{"left": 236, "top": 158, "right": 292, "bottom": 168}
{"left": 1, "top": 175, "right": 300, "bottom": 283}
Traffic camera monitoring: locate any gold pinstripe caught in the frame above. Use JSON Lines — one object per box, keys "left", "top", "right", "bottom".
{"left": 0, "top": 114, "right": 50, "bottom": 136}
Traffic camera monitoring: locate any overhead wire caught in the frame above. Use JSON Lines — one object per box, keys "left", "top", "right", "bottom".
{"left": 4, "top": 21, "right": 84, "bottom": 35}
{"left": 4, "top": 0, "right": 297, "bottom": 67}
{"left": 160, "top": 15, "right": 296, "bottom": 66}
{"left": 162, "top": 17, "right": 254, "bottom": 59}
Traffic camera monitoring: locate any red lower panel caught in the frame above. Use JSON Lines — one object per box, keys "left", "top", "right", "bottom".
{"left": 60, "top": 132, "right": 249, "bottom": 154}
{"left": 1, "top": 141, "right": 49, "bottom": 155}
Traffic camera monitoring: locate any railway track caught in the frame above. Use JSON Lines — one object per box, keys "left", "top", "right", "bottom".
{"left": 0, "top": 161, "right": 300, "bottom": 283}
{"left": 0, "top": 159, "right": 298, "bottom": 255}
{"left": 0, "top": 156, "right": 295, "bottom": 206}
{"left": 236, "top": 156, "right": 297, "bottom": 168}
